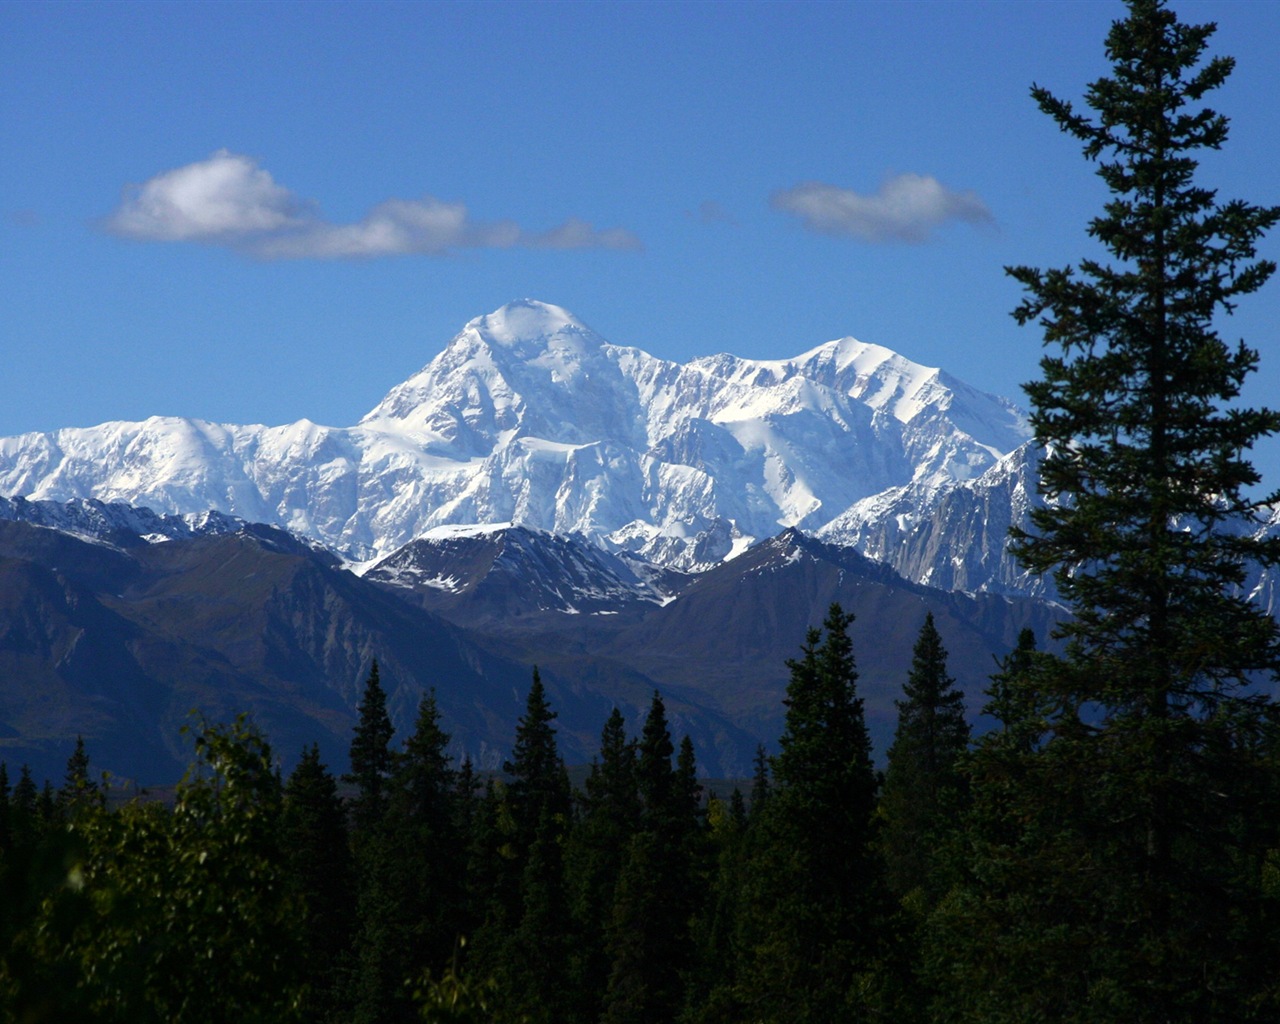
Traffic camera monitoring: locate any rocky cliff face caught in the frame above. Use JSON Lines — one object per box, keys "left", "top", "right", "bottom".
{"left": 0, "top": 300, "right": 1031, "bottom": 578}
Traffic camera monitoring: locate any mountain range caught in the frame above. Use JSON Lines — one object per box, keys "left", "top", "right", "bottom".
{"left": 0, "top": 299, "right": 1038, "bottom": 589}
{"left": 0, "top": 300, "right": 1272, "bottom": 783}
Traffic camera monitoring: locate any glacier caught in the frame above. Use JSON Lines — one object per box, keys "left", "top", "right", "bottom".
{"left": 0, "top": 299, "right": 1033, "bottom": 575}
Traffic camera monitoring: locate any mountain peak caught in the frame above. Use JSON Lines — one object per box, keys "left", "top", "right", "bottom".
{"left": 465, "top": 299, "right": 589, "bottom": 348}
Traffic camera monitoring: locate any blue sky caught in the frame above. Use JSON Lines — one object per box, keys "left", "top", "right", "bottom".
{"left": 3, "top": 1, "right": 1278, "bottom": 470}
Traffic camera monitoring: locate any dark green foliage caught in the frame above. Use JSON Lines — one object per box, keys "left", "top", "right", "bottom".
{"left": 737, "top": 604, "right": 886, "bottom": 1023}
{"left": 880, "top": 613, "right": 970, "bottom": 900}
{"left": 0, "top": 763, "right": 10, "bottom": 853}
{"left": 747, "top": 743, "right": 769, "bottom": 822}
{"left": 601, "top": 694, "right": 700, "bottom": 1024}
{"left": 565, "top": 708, "right": 640, "bottom": 1023}
{"left": 351, "top": 690, "right": 467, "bottom": 1024}
{"left": 469, "top": 671, "right": 575, "bottom": 1017}
{"left": 394, "top": 692, "right": 466, "bottom": 975}
{"left": 283, "top": 744, "right": 356, "bottom": 1023}
{"left": 9, "top": 765, "right": 39, "bottom": 854}
{"left": 503, "top": 668, "right": 571, "bottom": 855}
{"left": 506, "top": 808, "right": 574, "bottom": 1024}
{"left": 685, "top": 790, "right": 749, "bottom": 1022}
{"left": 345, "top": 659, "right": 395, "bottom": 830}
{"left": 59, "top": 736, "right": 100, "bottom": 814}
{"left": 936, "top": 3, "right": 1280, "bottom": 1019}
{"left": 3, "top": 717, "right": 306, "bottom": 1023}
{"left": 981, "top": 627, "right": 1049, "bottom": 750}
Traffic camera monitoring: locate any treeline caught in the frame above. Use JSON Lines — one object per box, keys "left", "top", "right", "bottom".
{"left": 6, "top": 599, "right": 1279, "bottom": 1024}
{"left": 8, "top": 1, "right": 1280, "bottom": 1020}
{"left": 0, "top": 609, "right": 1000, "bottom": 1022}
{"left": 0, "top": 609, "right": 942, "bottom": 1013}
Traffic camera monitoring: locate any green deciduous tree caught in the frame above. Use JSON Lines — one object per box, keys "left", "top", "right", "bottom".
{"left": 22, "top": 717, "right": 305, "bottom": 1024}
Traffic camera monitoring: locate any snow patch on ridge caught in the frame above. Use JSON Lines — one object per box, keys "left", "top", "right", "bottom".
{"left": 0, "top": 299, "right": 1035, "bottom": 576}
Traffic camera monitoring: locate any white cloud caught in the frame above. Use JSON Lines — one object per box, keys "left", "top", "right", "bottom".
{"left": 105, "top": 151, "right": 641, "bottom": 258}
{"left": 771, "top": 174, "right": 993, "bottom": 243}
{"left": 107, "top": 149, "right": 307, "bottom": 241}
{"left": 528, "top": 217, "right": 643, "bottom": 251}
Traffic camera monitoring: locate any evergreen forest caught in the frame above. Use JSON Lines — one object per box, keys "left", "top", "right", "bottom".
{"left": 4, "top": 1, "right": 1280, "bottom": 1020}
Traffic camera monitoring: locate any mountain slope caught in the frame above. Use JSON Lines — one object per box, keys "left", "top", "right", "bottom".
{"left": 0, "top": 300, "right": 1031, "bottom": 575}
{"left": 0, "top": 518, "right": 549, "bottom": 784}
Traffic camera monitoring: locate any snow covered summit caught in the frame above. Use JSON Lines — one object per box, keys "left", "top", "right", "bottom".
{"left": 0, "top": 299, "right": 1032, "bottom": 570}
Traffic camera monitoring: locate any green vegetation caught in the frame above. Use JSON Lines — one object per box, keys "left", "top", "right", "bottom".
{"left": 2, "top": 2, "right": 1278, "bottom": 1021}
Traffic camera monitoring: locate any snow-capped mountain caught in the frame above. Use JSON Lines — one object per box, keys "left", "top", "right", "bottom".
{"left": 364, "top": 522, "right": 689, "bottom": 626}
{"left": 0, "top": 299, "right": 1031, "bottom": 577}
{"left": 0, "top": 494, "right": 248, "bottom": 545}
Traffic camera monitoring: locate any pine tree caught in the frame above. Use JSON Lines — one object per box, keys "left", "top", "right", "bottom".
{"left": 980, "top": 627, "right": 1047, "bottom": 752}
{"left": 747, "top": 743, "right": 770, "bottom": 822}
{"left": 9, "top": 765, "right": 38, "bottom": 853}
{"left": 393, "top": 690, "right": 463, "bottom": 973}
{"left": 502, "top": 668, "right": 571, "bottom": 856}
{"left": 737, "top": 604, "right": 886, "bottom": 1023}
{"left": 506, "top": 807, "right": 574, "bottom": 1024}
{"left": 0, "top": 763, "right": 10, "bottom": 854}
{"left": 59, "top": 736, "right": 100, "bottom": 813}
{"left": 938, "top": 3, "right": 1280, "bottom": 1019}
{"left": 345, "top": 660, "right": 395, "bottom": 832}
{"left": 601, "top": 694, "right": 699, "bottom": 1024}
{"left": 283, "top": 744, "right": 356, "bottom": 1024}
{"left": 565, "top": 708, "right": 640, "bottom": 1023}
{"left": 880, "top": 613, "right": 970, "bottom": 899}
{"left": 474, "top": 670, "right": 572, "bottom": 1007}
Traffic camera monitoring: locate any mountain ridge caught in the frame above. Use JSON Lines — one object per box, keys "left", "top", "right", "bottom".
{"left": 0, "top": 299, "right": 1033, "bottom": 581}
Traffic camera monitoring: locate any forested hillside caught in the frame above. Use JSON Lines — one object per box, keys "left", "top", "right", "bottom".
{"left": 3, "top": 1, "right": 1280, "bottom": 1021}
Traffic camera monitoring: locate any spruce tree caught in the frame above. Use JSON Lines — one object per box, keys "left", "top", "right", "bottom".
{"left": 747, "top": 743, "right": 770, "bottom": 822}
{"left": 283, "top": 744, "right": 356, "bottom": 1024}
{"left": 9, "top": 765, "right": 38, "bottom": 853}
{"left": 59, "top": 736, "right": 100, "bottom": 813}
{"left": 602, "top": 694, "right": 699, "bottom": 1024}
{"left": 502, "top": 667, "right": 571, "bottom": 855}
{"left": 477, "top": 670, "right": 572, "bottom": 1005}
{"left": 565, "top": 708, "right": 640, "bottom": 1023}
{"left": 345, "top": 660, "right": 395, "bottom": 832}
{"left": 880, "top": 613, "right": 969, "bottom": 899}
{"left": 737, "top": 604, "right": 885, "bottom": 1023}
{"left": 939, "top": 2, "right": 1280, "bottom": 1019}
{"left": 393, "top": 690, "right": 464, "bottom": 974}
{"left": 0, "top": 763, "right": 10, "bottom": 854}
{"left": 506, "top": 807, "right": 574, "bottom": 1024}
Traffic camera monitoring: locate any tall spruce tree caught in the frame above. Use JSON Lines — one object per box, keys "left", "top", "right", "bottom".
{"left": 880, "top": 613, "right": 969, "bottom": 900}
{"left": 0, "top": 763, "right": 10, "bottom": 854}
{"left": 602, "top": 693, "right": 699, "bottom": 1024}
{"left": 478, "top": 670, "right": 572, "bottom": 1011}
{"left": 345, "top": 660, "right": 395, "bottom": 832}
{"left": 737, "top": 604, "right": 885, "bottom": 1023}
{"left": 59, "top": 736, "right": 100, "bottom": 814}
{"left": 502, "top": 667, "right": 571, "bottom": 855}
{"left": 393, "top": 690, "right": 464, "bottom": 974}
{"left": 344, "top": 661, "right": 410, "bottom": 1024}
{"left": 283, "top": 744, "right": 356, "bottom": 1024}
{"left": 565, "top": 708, "right": 640, "bottom": 1023}
{"left": 937, "top": 3, "right": 1280, "bottom": 1020}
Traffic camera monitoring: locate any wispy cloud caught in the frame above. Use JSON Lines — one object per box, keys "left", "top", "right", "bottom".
{"left": 105, "top": 150, "right": 642, "bottom": 258}
{"left": 689, "top": 200, "right": 737, "bottom": 226}
{"left": 771, "top": 174, "right": 993, "bottom": 243}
